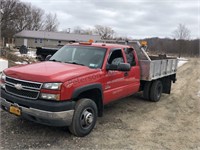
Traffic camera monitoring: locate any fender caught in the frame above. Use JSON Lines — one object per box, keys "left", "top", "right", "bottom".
{"left": 72, "top": 83, "right": 103, "bottom": 99}
{"left": 72, "top": 83, "right": 104, "bottom": 117}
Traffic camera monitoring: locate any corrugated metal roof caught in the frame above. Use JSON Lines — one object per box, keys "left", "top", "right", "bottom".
{"left": 14, "top": 30, "right": 101, "bottom": 42}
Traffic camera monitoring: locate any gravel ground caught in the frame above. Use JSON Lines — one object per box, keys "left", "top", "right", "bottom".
{"left": 1, "top": 58, "right": 200, "bottom": 150}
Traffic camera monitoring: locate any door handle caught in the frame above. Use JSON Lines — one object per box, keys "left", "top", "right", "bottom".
{"left": 124, "top": 72, "right": 128, "bottom": 77}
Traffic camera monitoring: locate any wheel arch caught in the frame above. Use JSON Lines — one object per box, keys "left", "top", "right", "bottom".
{"left": 72, "top": 83, "right": 104, "bottom": 117}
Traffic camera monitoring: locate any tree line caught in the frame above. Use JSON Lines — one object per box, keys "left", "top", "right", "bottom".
{"left": 145, "top": 24, "right": 199, "bottom": 57}
{"left": 144, "top": 38, "right": 199, "bottom": 57}
{"left": 0, "top": 0, "right": 59, "bottom": 40}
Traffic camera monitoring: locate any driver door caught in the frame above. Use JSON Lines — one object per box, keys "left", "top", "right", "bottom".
{"left": 103, "top": 49, "right": 127, "bottom": 104}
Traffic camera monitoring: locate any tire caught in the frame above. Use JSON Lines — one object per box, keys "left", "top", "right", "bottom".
{"left": 143, "top": 82, "right": 152, "bottom": 100}
{"left": 150, "top": 80, "right": 163, "bottom": 102}
{"left": 69, "top": 98, "right": 97, "bottom": 137}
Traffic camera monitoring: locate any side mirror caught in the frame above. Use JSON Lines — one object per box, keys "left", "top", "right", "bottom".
{"left": 106, "top": 64, "right": 118, "bottom": 71}
{"left": 45, "top": 55, "right": 52, "bottom": 61}
{"left": 106, "top": 63, "right": 131, "bottom": 72}
{"left": 118, "top": 63, "right": 131, "bottom": 71}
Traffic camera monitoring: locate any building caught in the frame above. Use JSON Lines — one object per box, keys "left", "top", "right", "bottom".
{"left": 14, "top": 30, "right": 101, "bottom": 48}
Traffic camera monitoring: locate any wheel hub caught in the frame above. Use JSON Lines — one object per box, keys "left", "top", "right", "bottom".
{"left": 81, "top": 109, "right": 94, "bottom": 128}
{"left": 85, "top": 112, "right": 93, "bottom": 125}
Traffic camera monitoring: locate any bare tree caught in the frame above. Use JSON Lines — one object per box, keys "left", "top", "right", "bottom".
{"left": 173, "top": 24, "right": 191, "bottom": 57}
{"left": 173, "top": 24, "right": 190, "bottom": 40}
{"left": 94, "top": 25, "right": 114, "bottom": 39}
{"left": 0, "top": 0, "right": 45, "bottom": 40}
{"left": 0, "top": 0, "right": 20, "bottom": 38}
{"left": 14, "top": 3, "right": 44, "bottom": 31}
{"left": 43, "top": 13, "right": 59, "bottom": 32}
{"left": 14, "top": 2, "right": 32, "bottom": 31}
{"left": 29, "top": 7, "right": 44, "bottom": 31}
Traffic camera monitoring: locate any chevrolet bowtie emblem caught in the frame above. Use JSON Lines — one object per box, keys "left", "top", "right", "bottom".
{"left": 14, "top": 84, "right": 23, "bottom": 90}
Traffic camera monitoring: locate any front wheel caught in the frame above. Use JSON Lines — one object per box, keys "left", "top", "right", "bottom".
{"left": 150, "top": 80, "right": 163, "bottom": 102}
{"left": 69, "top": 98, "right": 97, "bottom": 137}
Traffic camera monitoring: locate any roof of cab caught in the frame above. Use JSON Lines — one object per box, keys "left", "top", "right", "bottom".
{"left": 68, "top": 42, "right": 131, "bottom": 49}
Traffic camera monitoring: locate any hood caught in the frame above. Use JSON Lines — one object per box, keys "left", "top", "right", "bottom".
{"left": 4, "top": 61, "right": 99, "bottom": 82}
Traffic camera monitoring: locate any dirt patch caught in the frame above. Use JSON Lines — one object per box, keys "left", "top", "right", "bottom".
{"left": 1, "top": 58, "right": 200, "bottom": 150}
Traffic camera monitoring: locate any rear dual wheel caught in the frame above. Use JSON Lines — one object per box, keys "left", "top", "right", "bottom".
{"left": 143, "top": 81, "right": 152, "bottom": 100}
{"left": 143, "top": 80, "right": 163, "bottom": 102}
{"left": 150, "top": 80, "right": 163, "bottom": 102}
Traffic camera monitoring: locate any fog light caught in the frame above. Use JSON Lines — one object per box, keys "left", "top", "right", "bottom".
{"left": 40, "top": 93, "right": 60, "bottom": 101}
{"left": 0, "top": 83, "right": 5, "bottom": 89}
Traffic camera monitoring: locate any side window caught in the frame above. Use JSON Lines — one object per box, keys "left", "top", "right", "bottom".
{"left": 124, "top": 48, "right": 136, "bottom": 66}
{"left": 108, "top": 49, "right": 124, "bottom": 65}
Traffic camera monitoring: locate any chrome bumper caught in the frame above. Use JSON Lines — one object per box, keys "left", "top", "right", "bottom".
{"left": 1, "top": 98, "right": 74, "bottom": 126}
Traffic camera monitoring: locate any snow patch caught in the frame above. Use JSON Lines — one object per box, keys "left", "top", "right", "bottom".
{"left": 14, "top": 51, "right": 36, "bottom": 58}
{"left": 178, "top": 57, "right": 188, "bottom": 61}
{"left": 177, "top": 57, "right": 188, "bottom": 68}
{"left": 197, "top": 91, "right": 200, "bottom": 97}
{"left": 0, "top": 58, "right": 8, "bottom": 72}
{"left": 15, "top": 61, "right": 29, "bottom": 65}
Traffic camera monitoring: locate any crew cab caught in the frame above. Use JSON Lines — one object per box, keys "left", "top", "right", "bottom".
{"left": 0, "top": 41, "right": 178, "bottom": 137}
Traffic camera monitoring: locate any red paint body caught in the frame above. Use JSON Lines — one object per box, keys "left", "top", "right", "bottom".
{"left": 4, "top": 43, "right": 141, "bottom": 104}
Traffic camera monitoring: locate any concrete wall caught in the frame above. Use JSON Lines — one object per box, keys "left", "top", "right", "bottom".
{"left": 15, "top": 37, "right": 72, "bottom": 48}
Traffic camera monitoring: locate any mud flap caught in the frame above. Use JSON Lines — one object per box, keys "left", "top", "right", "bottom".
{"left": 162, "top": 78, "right": 172, "bottom": 94}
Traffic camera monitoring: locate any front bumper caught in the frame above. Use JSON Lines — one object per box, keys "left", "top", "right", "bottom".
{"left": 1, "top": 89, "right": 75, "bottom": 126}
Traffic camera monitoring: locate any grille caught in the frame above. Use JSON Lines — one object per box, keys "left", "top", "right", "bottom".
{"left": 5, "top": 76, "right": 42, "bottom": 99}
{"left": 6, "top": 85, "right": 39, "bottom": 99}
{"left": 6, "top": 77, "right": 41, "bottom": 89}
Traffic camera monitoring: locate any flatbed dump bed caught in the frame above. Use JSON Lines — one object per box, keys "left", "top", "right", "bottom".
{"left": 139, "top": 56, "right": 178, "bottom": 81}
{"left": 130, "top": 41, "right": 178, "bottom": 81}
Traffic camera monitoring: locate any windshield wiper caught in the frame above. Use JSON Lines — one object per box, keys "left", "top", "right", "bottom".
{"left": 49, "top": 59, "right": 61, "bottom": 62}
{"left": 65, "top": 61, "right": 85, "bottom": 66}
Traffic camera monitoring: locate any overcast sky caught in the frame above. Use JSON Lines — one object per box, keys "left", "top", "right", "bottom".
{"left": 21, "top": 0, "right": 199, "bottom": 39}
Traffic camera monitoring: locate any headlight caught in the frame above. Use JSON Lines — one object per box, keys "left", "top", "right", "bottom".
{"left": 0, "top": 72, "right": 6, "bottom": 89}
{"left": 40, "top": 93, "right": 60, "bottom": 101}
{"left": 42, "top": 83, "right": 62, "bottom": 90}
{"left": 0, "top": 72, "right": 6, "bottom": 81}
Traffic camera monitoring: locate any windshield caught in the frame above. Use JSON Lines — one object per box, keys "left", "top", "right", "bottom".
{"left": 49, "top": 45, "right": 107, "bottom": 69}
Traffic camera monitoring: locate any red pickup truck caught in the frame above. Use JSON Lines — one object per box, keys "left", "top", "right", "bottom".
{"left": 0, "top": 41, "right": 178, "bottom": 137}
